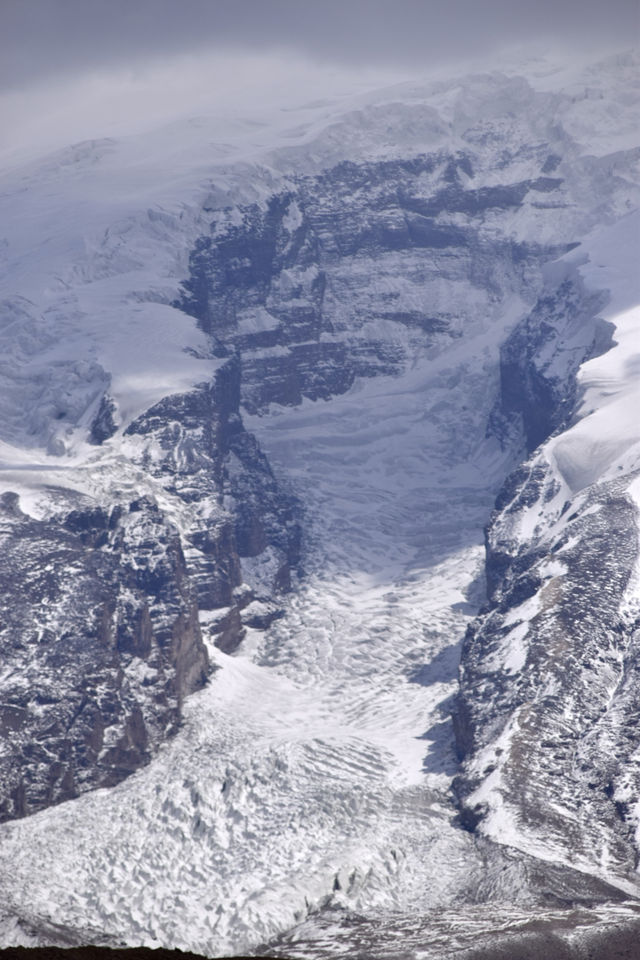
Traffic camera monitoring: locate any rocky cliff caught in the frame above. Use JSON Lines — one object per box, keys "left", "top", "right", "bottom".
{"left": 453, "top": 222, "right": 640, "bottom": 885}
{"left": 0, "top": 353, "right": 300, "bottom": 821}
{"left": 176, "top": 153, "right": 575, "bottom": 416}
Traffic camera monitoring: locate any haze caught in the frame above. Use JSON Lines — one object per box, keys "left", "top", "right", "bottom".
{"left": 3, "top": 0, "right": 638, "bottom": 90}
{"left": 1, "top": 0, "right": 637, "bottom": 162}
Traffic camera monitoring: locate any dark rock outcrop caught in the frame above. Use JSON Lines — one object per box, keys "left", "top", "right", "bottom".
{"left": 488, "top": 274, "right": 611, "bottom": 455}
{"left": 176, "top": 151, "right": 572, "bottom": 415}
{"left": 0, "top": 489, "right": 208, "bottom": 822}
{"left": 453, "top": 277, "right": 640, "bottom": 878}
{"left": 0, "top": 356, "right": 301, "bottom": 823}
{"left": 89, "top": 394, "right": 119, "bottom": 445}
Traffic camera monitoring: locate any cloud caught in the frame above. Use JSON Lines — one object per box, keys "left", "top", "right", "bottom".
{"left": 1, "top": 0, "right": 635, "bottom": 162}
{"left": 0, "top": 48, "right": 408, "bottom": 164}
{"left": 2, "top": 0, "right": 638, "bottom": 92}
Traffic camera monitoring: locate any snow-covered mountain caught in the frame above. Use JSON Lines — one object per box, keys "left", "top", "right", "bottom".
{"left": 0, "top": 50, "right": 638, "bottom": 958}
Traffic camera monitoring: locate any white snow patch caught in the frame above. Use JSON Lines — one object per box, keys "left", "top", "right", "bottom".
{"left": 485, "top": 622, "right": 531, "bottom": 675}
{"left": 236, "top": 307, "right": 281, "bottom": 335}
{"left": 550, "top": 213, "right": 640, "bottom": 494}
{"left": 538, "top": 558, "right": 568, "bottom": 580}
{"left": 502, "top": 622, "right": 530, "bottom": 673}
{"left": 503, "top": 594, "right": 542, "bottom": 627}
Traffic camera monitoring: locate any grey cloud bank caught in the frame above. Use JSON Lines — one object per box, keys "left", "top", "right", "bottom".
{"left": 3, "top": 0, "right": 638, "bottom": 91}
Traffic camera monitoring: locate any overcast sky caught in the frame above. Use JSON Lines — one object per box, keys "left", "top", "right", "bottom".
{"left": 1, "top": 0, "right": 637, "bottom": 164}
{"left": 2, "top": 0, "right": 638, "bottom": 92}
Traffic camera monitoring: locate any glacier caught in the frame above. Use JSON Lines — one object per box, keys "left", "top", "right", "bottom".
{"left": 0, "top": 50, "right": 638, "bottom": 958}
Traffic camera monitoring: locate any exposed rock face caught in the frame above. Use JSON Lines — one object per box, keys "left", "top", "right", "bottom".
{"left": 488, "top": 274, "right": 612, "bottom": 456}
{"left": 0, "top": 488, "right": 207, "bottom": 821}
{"left": 176, "top": 153, "right": 575, "bottom": 415}
{"left": 0, "top": 357, "right": 300, "bottom": 822}
{"left": 453, "top": 282, "right": 640, "bottom": 880}
{"left": 88, "top": 394, "right": 118, "bottom": 446}
{"left": 122, "top": 358, "right": 300, "bottom": 634}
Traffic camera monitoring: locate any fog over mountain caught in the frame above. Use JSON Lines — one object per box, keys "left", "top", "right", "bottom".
{"left": 2, "top": 0, "right": 638, "bottom": 89}
{"left": 3, "top": 0, "right": 636, "bottom": 164}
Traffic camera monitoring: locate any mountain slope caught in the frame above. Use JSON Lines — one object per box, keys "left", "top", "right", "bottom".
{"left": 0, "top": 50, "right": 638, "bottom": 958}
{"left": 454, "top": 210, "right": 640, "bottom": 886}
